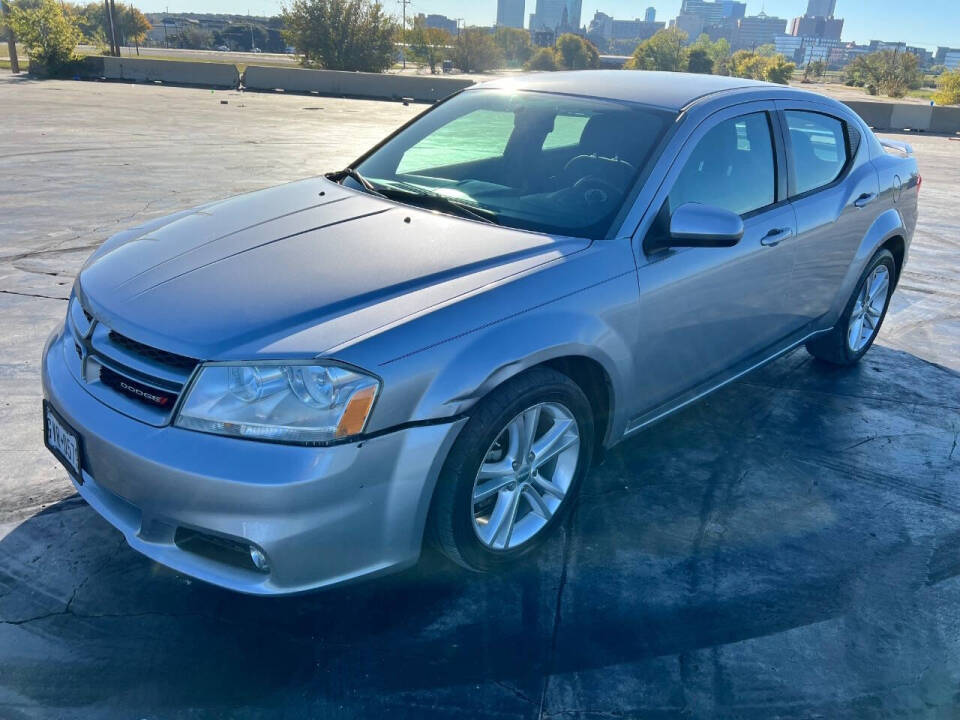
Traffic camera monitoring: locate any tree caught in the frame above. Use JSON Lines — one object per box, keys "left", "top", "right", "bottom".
{"left": 283, "top": 0, "right": 397, "bottom": 73}
{"left": 729, "top": 50, "right": 795, "bottom": 84}
{"left": 730, "top": 49, "right": 766, "bottom": 79}
{"left": 933, "top": 68, "right": 960, "bottom": 106}
{"left": 406, "top": 17, "right": 450, "bottom": 74}
{"left": 177, "top": 25, "right": 211, "bottom": 50}
{"left": 494, "top": 26, "right": 532, "bottom": 67}
{"left": 845, "top": 50, "right": 921, "bottom": 98}
{"left": 686, "top": 48, "right": 713, "bottom": 74}
{"left": 626, "top": 27, "right": 687, "bottom": 72}
{"left": 554, "top": 33, "right": 598, "bottom": 70}
{"left": 78, "top": 3, "right": 150, "bottom": 47}
{"left": 453, "top": 27, "right": 503, "bottom": 73}
{"left": 803, "top": 59, "right": 826, "bottom": 81}
{"left": 7, "top": 0, "right": 81, "bottom": 70}
{"left": 525, "top": 45, "right": 558, "bottom": 71}
{"left": 764, "top": 54, "right": 795, "bottom": 84}
{"left": 754, "top": 43, "right": 777, "bottom": 57}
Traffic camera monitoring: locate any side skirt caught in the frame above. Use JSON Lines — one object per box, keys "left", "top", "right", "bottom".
{"left": 621, "top": 326, "right": 831, "bottom": 440}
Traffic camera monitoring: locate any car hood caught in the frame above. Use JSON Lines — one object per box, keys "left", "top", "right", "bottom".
{"left": 79, "top": 178, "right": 589, "bottom": 359}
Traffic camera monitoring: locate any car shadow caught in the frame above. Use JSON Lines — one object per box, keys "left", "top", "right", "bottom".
{"left": 1, "top": 345, "right": 959, "bottom": 717}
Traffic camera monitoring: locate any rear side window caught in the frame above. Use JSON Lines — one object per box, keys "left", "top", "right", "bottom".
{"left": 785, "top": 111, "right": 848, "bottom": 196}
{"left": 668, "top": 112, "right": 776, "bottom": 217}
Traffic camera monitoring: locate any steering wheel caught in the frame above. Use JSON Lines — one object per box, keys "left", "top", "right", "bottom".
{"left": 572, "top": 175, "right": 622, "bottom": 207}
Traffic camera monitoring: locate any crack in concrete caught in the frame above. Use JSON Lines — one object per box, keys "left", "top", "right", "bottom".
{"left": 738, "top": 380, "right": 960, "bottom": 412}
{"left": 536, "top": 515, "right": 575, "bottom": 719}
{"left": 0, "top": 290, "right": 68, "bottom": 301}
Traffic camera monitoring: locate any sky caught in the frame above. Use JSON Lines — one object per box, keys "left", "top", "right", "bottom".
{"left": 133, "top": 0, "right": 959, "bottom": 50}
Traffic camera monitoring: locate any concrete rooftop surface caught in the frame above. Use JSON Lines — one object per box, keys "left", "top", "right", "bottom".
{"left": 0, "top": 71, "right": 959, "bottom": 719}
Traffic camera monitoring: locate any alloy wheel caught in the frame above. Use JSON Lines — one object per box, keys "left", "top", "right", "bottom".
{"left": 471, "top": 402, "right": 581, "bottom": 551}
{"left": 847, "top": 265, "right": 891, "bottom": 353}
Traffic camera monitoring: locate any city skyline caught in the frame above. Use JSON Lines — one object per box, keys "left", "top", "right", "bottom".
{"left": 135, "top": 0, "right": 958, "bottom": 50}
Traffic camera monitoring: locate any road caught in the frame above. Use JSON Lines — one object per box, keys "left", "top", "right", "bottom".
{"left": 0, "top": 72, "right": 959, "bottom": 719}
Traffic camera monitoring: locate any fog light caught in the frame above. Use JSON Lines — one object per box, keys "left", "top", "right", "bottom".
{"left": 249, "top": 546, "right": 269, "bottom": 571}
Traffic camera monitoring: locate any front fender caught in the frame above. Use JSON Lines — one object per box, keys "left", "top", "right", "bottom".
{"left": 341, "top": 240, "right": 641, "bottom": 445}
{"left": 407, "top": 306, "right": 633, "bottom": 444}
{"left": 826, "top": 207, "right": 906, "bottom": 322}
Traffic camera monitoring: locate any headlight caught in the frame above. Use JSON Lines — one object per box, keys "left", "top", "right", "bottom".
{"left": 175, "top": 362, "right": 380, "bottom": 443}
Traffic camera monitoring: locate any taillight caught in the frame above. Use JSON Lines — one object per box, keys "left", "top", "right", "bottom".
{"left": 917, "top": 175, "right": 922, "bottom": 193}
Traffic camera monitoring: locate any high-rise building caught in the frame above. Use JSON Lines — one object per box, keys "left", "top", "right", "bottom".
{"left": 789, "top": 15, "right": 844, "bottom": 41}
{"left": 422, "top": 13, "right": 458, "bottom": 35}
{"left": 734, "top": 12, "right": 788, "bottom": 50}
{"left": 496, "top": 0, "right": 525, "bottom": 28}
{"left": 530, "top": 0, "right": 581, "bottom": 32}
{"left": 645, "top": 6, "right": 656, "bottom": 23}
{"left": 805, "top": 0, "right": 837, "bottom": 17}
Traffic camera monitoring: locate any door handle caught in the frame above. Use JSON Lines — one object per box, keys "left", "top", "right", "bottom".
{"left": 760, "top": 227, "right": 793, "bottom": 247}
{"left": 854, "top": 192, "right": 877, "bottom": 209}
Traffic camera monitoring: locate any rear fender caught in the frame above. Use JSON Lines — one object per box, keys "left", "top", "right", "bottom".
{"left": 825, "top": 207, "right": 905, "bottom": 323}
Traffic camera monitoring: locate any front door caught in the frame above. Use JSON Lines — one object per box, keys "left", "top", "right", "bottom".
{"left": 630, "top": 107, "right": 800, "bottom": 416}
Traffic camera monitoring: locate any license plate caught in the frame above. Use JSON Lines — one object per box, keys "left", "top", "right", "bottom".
{"left": 43, "top": 401, "right": 83, "bottom": 482}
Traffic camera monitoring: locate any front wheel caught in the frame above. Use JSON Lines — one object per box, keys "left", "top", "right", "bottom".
{"left": 805, "top": 248, "right": 896, "bottom": 366}
{"left": 428, "top": 368, "right": 594, "bottom": 572}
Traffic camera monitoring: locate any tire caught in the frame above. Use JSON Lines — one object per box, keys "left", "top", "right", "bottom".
{"left": 428, "top": 367, "right": 594, "bottom": 572}
{"left": 805, "top": 248, "right": 896, "bottom": 366}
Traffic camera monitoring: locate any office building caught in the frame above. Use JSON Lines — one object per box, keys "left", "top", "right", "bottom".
{"left": 680, "top": 0, "right": 745, "bottom": 27}
{"left": 530, "top": 0, "right": 582, "bottom": 32}
{"left": 805, "top": 0, "right": 837, "bottom": 17}
{"left": 934, "top": 47, "right": 960, "bottom": 69}
{"left": 735, "top": 12, "right": 787, "bottom": 50}
{"left": 789, "top": 15, "right": 844, "bottom": 41}
{"left": 588, "top": 11, "right": 663, "bottom": 43}
{"left": 496, "top": 0, "right": 525, "bottom": 28}
{"left": 422, "top": 13, "right": 458, "bottom": 35}
{"left": 645, "top": 6, "right": 656, "bottom": 23}
{"left": 673, "top": 14, "right": 704, "bottom": 38}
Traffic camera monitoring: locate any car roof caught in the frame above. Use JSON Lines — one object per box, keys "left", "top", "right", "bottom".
{"left": 474, "top": 70, "right": 777, "bottom": 111}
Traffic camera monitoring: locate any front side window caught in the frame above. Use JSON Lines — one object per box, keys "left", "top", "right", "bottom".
{"left": 667, "top": 112, "right": 776, "bottom": 217}
{"left": 785, "top": 110, "right": 848, "bottom": 196}
{"left": 354, "top": 90, "right": 674, "bottom": 239}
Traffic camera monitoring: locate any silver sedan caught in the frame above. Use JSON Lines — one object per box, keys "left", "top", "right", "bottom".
{"left": 42, "top": 71, "right": 920, "bottom": 594}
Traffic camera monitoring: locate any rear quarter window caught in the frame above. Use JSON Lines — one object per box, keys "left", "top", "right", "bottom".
{"left": 785, "top": 110, "right": 849, "bottom": 196}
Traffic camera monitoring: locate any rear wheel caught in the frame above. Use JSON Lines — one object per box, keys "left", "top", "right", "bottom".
{"left": 428, "top": 368, "right": 594, "bottom": 572}
{"left": 805, "top": 248, "right": 896, "bottom": 365}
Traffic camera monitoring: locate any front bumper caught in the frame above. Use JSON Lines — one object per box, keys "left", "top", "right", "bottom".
{"left": 42, "top": 324, "right": 465, "bottom": 595}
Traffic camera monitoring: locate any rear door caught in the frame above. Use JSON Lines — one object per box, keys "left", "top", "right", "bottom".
{"left": 775, "top": 102, "right": 881, "bottom": 327}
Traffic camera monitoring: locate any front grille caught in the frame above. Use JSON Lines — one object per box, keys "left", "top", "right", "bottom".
{"left": 99, "top": 365, "right": 178, "bottom": 409}
{"left": 107, "top": 330, "right": 198, "bottom": 372}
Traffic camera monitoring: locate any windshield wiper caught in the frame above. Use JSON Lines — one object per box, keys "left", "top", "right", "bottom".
{"left": 327, "top": 168, "right": 386, "bottom": 197}
{"left": 380, "top": 181, "right": 499, "bottom": 225}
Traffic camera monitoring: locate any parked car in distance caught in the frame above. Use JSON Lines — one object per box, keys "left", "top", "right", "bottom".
{"left": 42, "top": 71, "right": 920, "bottom": 595}
{"left": 215, "top": 45, "right": 230, "bottom": 52}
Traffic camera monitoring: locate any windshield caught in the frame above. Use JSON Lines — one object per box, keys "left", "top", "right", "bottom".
{"left": 351, "top": 90, "right": 675, "bottom": 239}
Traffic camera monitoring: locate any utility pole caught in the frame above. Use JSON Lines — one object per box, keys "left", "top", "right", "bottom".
{"left": 1, "top": 1, "right": 20, "bottom": 74}
{"left": 103, "top": 0, "right": 118, "bottom": 56}
{"left": 110, "top": 0, "right": 122, "bottom": 56}
{"left": 397, "top": 0, "right": 411, "bottom": 69}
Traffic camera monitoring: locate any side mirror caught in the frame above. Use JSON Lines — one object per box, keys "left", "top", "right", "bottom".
{"left": 660, "top": 203, "right": 744, "bottom": 250}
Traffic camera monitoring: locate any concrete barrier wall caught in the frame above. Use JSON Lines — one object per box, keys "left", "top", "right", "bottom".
{"left": 843, "top": 99, "right": 960, "bottom": 134}
{"left": 931, "top": 106, "right": 960, "bottom": 134}
{"left": 243, "top": 65, "right": 474, "bottom": 102}
{"left": 842, "top": 101, "right": 894, "bottom": 130}
{"left": 80, "top": 56, "right": 239, "bottom": 88}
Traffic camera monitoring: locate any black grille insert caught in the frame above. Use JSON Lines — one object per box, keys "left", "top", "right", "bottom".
{"left": 107, "top": 331, "right": 198, "bottom": 372}
{"left": 99, "top": 366, "right": 178, "bottom": 409}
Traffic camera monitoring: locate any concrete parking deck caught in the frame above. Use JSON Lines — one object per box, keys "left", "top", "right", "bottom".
{"left": 1, "top": 72, "right": 958, "bottom": 719}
